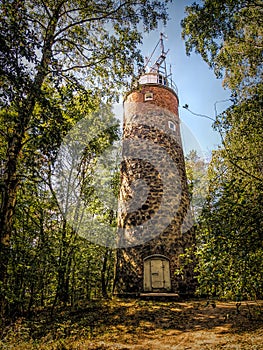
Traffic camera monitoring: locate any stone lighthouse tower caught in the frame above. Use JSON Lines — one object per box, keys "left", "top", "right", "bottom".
{"left": 114, "top": 35, "right": 196, "bottom": 296}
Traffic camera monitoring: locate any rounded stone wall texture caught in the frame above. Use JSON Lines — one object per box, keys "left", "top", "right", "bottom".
{"left": 115, "top": 83, "right": 196, "bottom": 295}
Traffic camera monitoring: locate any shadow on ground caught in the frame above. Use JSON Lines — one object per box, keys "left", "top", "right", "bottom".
{"left": 3, "top": 299, "right": 262, "bottom": 343}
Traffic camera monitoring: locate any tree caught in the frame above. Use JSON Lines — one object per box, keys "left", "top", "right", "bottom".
{"left": 196, "top": 146, "right": 263, "bottom": 299}
{"left": 182, "top": 0, "right": 263, "bottom": 299}
{"left": 181, "top": 0, "right": 263, "bottom": 99}
{"left": 185, "top": 150, "right": 209, "bottom": 219}
{"left": 1, "top": 89, "right": 120, "bottom": 316}
{"left": 0, "top": 0, "right": 171, "bottom": 316}
{"left": 0, "top": 0, "right": 171, "bottom": 244}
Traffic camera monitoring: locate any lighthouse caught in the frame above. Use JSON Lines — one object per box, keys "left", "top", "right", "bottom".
{"left": 114, "top": 35, "right": 196, "bottom": 296}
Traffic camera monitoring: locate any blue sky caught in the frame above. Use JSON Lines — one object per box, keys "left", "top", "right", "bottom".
{"left": 141, "top": 0, "right": 232, "bottom": 158}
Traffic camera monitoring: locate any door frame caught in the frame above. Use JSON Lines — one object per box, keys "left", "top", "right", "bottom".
{"left": 143, "top": 254, "right": 171, "bottom": 292}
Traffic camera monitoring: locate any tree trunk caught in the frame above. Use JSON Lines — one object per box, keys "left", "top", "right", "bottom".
{"left": 0, "top": 131, "right": 24, "bottom": 321}
{"left": 0, "top": 6, "right": 60, "bottom": 318}
{"left": 101, "top": 248, "right": 110, "bottom": 299}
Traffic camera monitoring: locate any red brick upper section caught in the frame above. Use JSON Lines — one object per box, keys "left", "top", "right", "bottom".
{"left": 124, "top": 84, "right": 179, "bottom": 115}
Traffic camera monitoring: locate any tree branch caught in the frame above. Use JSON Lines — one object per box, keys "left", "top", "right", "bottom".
{"left": 60, "top": 55, "right": 113, "bottom": 73}
{"left": 0, "top": 129, "right": 8, "bottom": 139}
{"left": 183, "top": 106, "right": 263, "bottom": 183}
{"left": 25, "top": 14, "right": 47, "bottom": 30}
{"left": 55, "top": 37, "right": 93, "bottom": 60}
{"left": 59, "top": 2, "right": 112, "bottom": 18}
{"left": 53, "top": 1, "right": 133, "bottom": 39}
{"left": 39, "top": 0, "right": 52, "bottom": 19}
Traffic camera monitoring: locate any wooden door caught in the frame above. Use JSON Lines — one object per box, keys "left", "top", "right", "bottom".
{"left": 150, "top": 259, "right": 164, "bottom": 289}
{"left": 143, "top": 256, "right": 171, "bottom": 292}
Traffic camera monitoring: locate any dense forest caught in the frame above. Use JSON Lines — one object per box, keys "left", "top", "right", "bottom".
{"left": 0, "top": 0, "right": 262, "bottom": 333}
{"left": 182, "top": 0, "right": 263, "bottom": 300}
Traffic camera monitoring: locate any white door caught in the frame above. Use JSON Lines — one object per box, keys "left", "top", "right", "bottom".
{"left": 151, "top": 259, "right": 164, "bottom": 289}
{"left": 143, "top": 256, "right": 171, "bottom": 291}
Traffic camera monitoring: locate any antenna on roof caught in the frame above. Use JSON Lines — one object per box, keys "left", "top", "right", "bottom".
{"left": 150, "top": 33, "right": 169, "bottom": 74}
{"left": 143, "top": 33, "right": 169, "bottom": 75}
{"left": 137, "top": 33, "right": 178, "bottom": 95}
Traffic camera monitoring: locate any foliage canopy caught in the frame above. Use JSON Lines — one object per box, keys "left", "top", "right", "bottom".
{"left": 182, "top": 0, "right": 263, "bottom": 299}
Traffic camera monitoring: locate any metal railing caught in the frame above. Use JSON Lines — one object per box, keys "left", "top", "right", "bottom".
{"left": 138, "top": 73, "right": 178, "bottom": 96}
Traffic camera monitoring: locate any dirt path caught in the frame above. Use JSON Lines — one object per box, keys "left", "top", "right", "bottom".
{"left": 84, "top": 300, "right": 263, "bottom": 350}
{"left": 1, "top": 299, "right": 262, "bottom": 349}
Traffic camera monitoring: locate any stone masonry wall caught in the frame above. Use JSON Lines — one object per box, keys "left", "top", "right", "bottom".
{"left": 115, "top": 84, "right": 196, "bottom": 295}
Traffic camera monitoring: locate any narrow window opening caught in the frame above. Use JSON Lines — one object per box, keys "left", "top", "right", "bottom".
{"left": 158, "top": 74, "right": 167, "bottom": 86}
{"left": 168, "top": 121, "right": 176, "bottom": 131}
{"left": 144, "top": 91, "right": 153, "bottom": 101}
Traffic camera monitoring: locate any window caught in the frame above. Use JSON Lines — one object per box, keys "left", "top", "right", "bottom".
{"left": 158, "top": 74, "right": 167, "bottom": 86}
{"left": 168, "top": 121, "right": 176, "bottom": 131}
{"left": 144, "top": 91, "right": 153, "bottom": 101}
